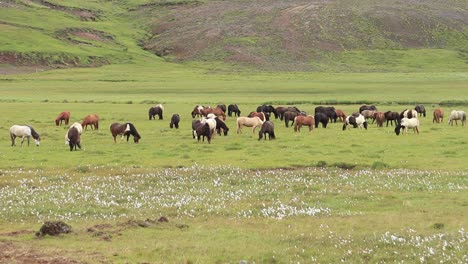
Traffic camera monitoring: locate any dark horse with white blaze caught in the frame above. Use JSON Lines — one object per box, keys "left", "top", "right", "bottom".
{"left": 110, "top": 122, "right": 141, "bottom": 143}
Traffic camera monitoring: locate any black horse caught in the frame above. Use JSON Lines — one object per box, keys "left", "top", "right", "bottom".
{"left": 414, "top": 105, "right": 426, "bottom": 117}
{"left": 256, "top": 105, "right": 277, "bottom": 118}
{"left": 148, "top": 105, "right": 163, "bottom": 120}
{"left": 67, "top": 126, "right": 81, "bottom": 151}
{"left": 259, "top": 121, "right": 275, "bottom": 140}
{"left": 314, "top": 112, "right": 329, "bottom": 128}
{"left": 194, "top": 122, "right": 212, "bottom": 144}
{"left": 227, "top": 104, "right": 241, "bottom": 117}
{"left": 384, "top": 111, "right": 400, "bottom": 127}
{"left": 170, "top": 114, "right": 180, "bottom": 129}
{"left": 315, "top": 106, "right": 337, "bottom": 123}
{"left": 215, "top": 117, "right": 229, "bottom": 136}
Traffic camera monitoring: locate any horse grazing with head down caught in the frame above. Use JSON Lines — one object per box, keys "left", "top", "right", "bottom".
{"left": 227, "top": 104, "right": 241, "bottom": 117}
{"left": 110, "top": 122, "right": 141, "bottom": 143}
{"left": 433, "top": 108, "right": 444, "bottom": 123}
{"left": 315, "top": 106, "right": 337, "bottom": 123}
{"left": 373, "top": 112, "right": 386, "bottom": 127}
{"left": 314, "top": 112, "right": 329, "bottom": 128}
{"left": 170, "top": 114, "right": 180, "bottom": 129}
{"left": 248, "top": 111, "right": 268, "bottom": 121}
{"left": 335, "top": 109, "right": 346, "bottom": 122}
{"left": 67, "top": 126, "right": 82, "bottom": 151}
{"left": 448, "top": 110, "right": 466, "bottom": 126}
{"left": 193, "top": 122, "right": 212, "bottom": 143}
{"left": 10, "top": 125, "right": 41, "bottom": 146}
{"left": 294, "top": 115, "right": 315, "bottom": 132}
{"left": 384, "top": 111, "right": 400, "bottom": 127}
{"left": 55, "top": 111, "right": 70, "bottom": 126}
{"left": 237, "top": 116, "right": 264, "bottom": 133}
{"left": 82, "top": 114, "right": 99, "bottom": 130}
{"left": 414, "top": 105, "right": 426, "bottom": 117}
{"left": 149, "top": 104, "right": 164, "bottom": 120}
{"left": 395, "top": 118, "right": 420, "bottom": 135}
{"left": 258, "top": 121, "right": 275, "bottom": 140}
{"left": 343, "top": 114, "right": 368, "bottom": 130}
{"left": 215, "top": 117, "right": 229, "bottom": 136}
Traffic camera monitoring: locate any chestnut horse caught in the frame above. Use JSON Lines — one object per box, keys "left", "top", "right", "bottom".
{"left": 433, "top": 108, "right": 444, "bottom": 123}
{"left": 81, "top": 114, "right": 99, "bottom": 130}
{"left": 294, "top": 115, "right": 315, "bottom": 132}
{"left": 110, "top": 122, "right": 141, "bottom": 143}
{"left": 335, "top": 109, "right": 346, "bottom": 122}
{"left": 55, "top": 111, "right": 70, "bottom": 126}
{"left": 373, "top": 112, "right": 386, "bottom": 127}
{"left": 248, "top": 111, "right": 268, "bottom": 121}
{"left": 201, "top": 107, "right": 226, "bottom": 120}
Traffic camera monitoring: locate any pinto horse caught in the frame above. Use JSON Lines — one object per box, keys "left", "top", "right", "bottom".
{"left": 258, "top": 121, "right": 275, "bottom": 140}
{"left": 55, "top": 111, "right": 70, "bottom": 126}
{"left": 10, "top": 125, "right": 40, "bottom": 146}
{"left": 395, "top": 118, "right": 419, "bottom": 135}
{"left": 448, "top": 110, "right": 466, "bottom": 126}
{"left": 433, "top": 108, "right": 444, "bottom": 123}
{"left": 110, "top": 122, "right": 141, "bottom": 143}
{"left": 191, "top": 105, "right": 205, "bottom": 118}
{"left": 400, "top": 109, "right": 418, "bottom": 119}
{"left": 67, "top": 126, "right": 81, "bottom": 151}
{"left": 149, "top": 104, "right": 164, "bottom": 120}
{"left": 82, "top": 114, "right": 99, "bottom": 130}
{"left": 343, "top": 114, "right": 368, "bottom": 130}
{"left": 294, "top": 115, "right": 315, "bottom": 132}
{"left": 237, "top": 116, "right": 264, "bottom": 133}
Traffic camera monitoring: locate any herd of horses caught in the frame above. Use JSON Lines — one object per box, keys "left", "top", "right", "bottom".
{"left": 8, "top": 103, "right": 467, "bottom": 149}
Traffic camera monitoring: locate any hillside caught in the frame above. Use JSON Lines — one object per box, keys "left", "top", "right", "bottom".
{"left": 0, "top": 0, "right": 467, "bottom": 73}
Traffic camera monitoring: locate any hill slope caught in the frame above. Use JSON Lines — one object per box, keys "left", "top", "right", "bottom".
{"left": 0, "top": 0, "right": 467, "bottom": 73}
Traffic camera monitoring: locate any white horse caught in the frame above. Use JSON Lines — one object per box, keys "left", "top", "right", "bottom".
{"left": 448, "top": 110, "right": 466, "bottom": 126}
{"left": 236, "top": 116, "right": 264, "bottom": 133}
{"left": 10, "top": 125, "right": 41, "bottom": 146}
{"left": 65, "top": 122, "right": 83, "bottom": 144}
{"left": 395, "top": 118, "right": 420, "bottom": 135}
{"left": 343, "top": 114, "right": 368, "bottom": 130}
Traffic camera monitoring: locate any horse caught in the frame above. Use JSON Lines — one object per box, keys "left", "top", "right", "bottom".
{"left": 315, "top": 106, "right": 337, "bottom": 123}
{"left": 314, "top": 112, "right": 329, "bottom": 128}
{"left": 65, "top": 122, "right": 82, "bottom": 144}
{"left": 274, "top": 106, "right": 287, "bottom": 120}
{"left": 248, "top": 111, "right": 268, "bottom": 121}
{"left": 149, "top": 104, "right": 164, "bottom": 120}
{"left": 361, "top": 110, "right": 377, "bottom": 123}
{"left": 10, "top": 125, "right": 40, "bottom": 146}
{"left": 359, "top": 105, "right": 377, "bottom": 113}
{"left": 192, "top": 120, "right": 201, "bottom": 139}
{"left": 193, "top": 122, "right": 212, "bottom": 143}
{"left": 400, "top": 109, "right": 418, "bottom": 119}
{"left": 110, "top": 122, "right": 141, "bottom": 143}
{"left": 258, "top": 121, "right": 275, "bottom": 140}
{"left": 448, "top": 110, "right": 466, "bottom": 126}
{"left": 373, "top": 112, "right": 386, "bottom": 127}
{"left": 191, "top": 105, "right": 205, "bottom": 118}
{"left": 170, "top": 114, "right": 180, "bottom": 129}
{"left": 284, "top": 111, "right": 299, "bottom": 127}
{"left": 217, "top": 104, "right": 227, "bottom": 113}
{"left": 81, "top": 114, "right": 99, "bottom": 130}
{"left": 236, "top": 116, "right": 264, "bottom": 133}
{"left": 343, "top": 114, "right": 368, "bottom": 130}
{"left": 294, "top": 115, "right": 314, "bottom": 132}
{"left": 227, "top": 104, "right": 241, "bottom": 117}
{"left": 201, "top": 107, "right": 226, "bottom": 120}
{"left": 201, "top": 116, "right": 217, "bottom": 136}
{"left": 256, "top": 105, "right": 277, "bottom": 118}
{"left": 414, "top": 105, "right": 426, "bottom": 117}
{"left": 55, "top": 111, "right": 70, "bottom": 126}
{"left": 384, "top": 111, "right": 400, "bottom": 127}
{"left": 67, "top": 126, "right": 81, "bottom": 151}
{"left": 215, "top": 117, "right": 229, "bottom": 136}
{"left": 433, "top": 108, "right": 444, "bottom": 123}
{"left": 335, "top": 109, "right": 346, "bottom": 122}
{"left": 395, "top": 118, "right": 420, "bottom": 135}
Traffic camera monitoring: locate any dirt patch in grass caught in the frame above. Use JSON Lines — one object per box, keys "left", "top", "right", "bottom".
{"left": 31, "top": 0, "right": 100, "bottom": 21}
{"left": 0, "top": 240, "right": 80, "bottom": 264}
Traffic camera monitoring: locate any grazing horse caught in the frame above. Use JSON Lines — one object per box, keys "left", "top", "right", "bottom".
{"left": 82, "top": 114, "right": 99, "bottom": 130}
{"left": 217, "top": 104, "right": 227, "bottom": 113}
{"left": 415, "top": 105, "right": 426, "bottom": 117}
{"left": 192, "top": 120, "right": 201, "bottom": 139}
{"left": 149, "top": 104, "right": 164, "bottom": 120}
{"left": 201, "top": 116, "right": 217, "bottom": 136}
{"left": 227, "top": 104, "right": 241, "bottom": 117}
{"left": 55, "top": 111, "right": 70, "bottom": 126}
{"left": 248, "top": 111, "right": 268, "bottom": 121}
{"left": 194, "top": 122, "right": 212, "bottom": 143}
{"left": 237, "top": 116, "right": 264, "bottom": 133}
{"left": 274, "top": 106, "right": 288, "bottom": 120}
{"left": 258, "top": 121, "right": 275, "bottom": 140}
{"left": 67, "top": 126, "right": 81, "bottom": 151}
{"left": 315, "top": 106, "right": 337, "bottom": 123}
{"left": 359, "top": 105, "right": 377, "bottom": 113}
{"left": 215, "top": 117, "right": 229, "bottom": 136}
{"left": 343, "top": 114, "right": 368, "bottom": 130}
{"left": 256, "top": 105, "right": 277, "bottom": 118}
{"left": 395, "top": 118, "right": 420, "bottom": 135}
{"left": 110, "top": 122, "right": 141, "bottom": 143}
{"left": 384, "top": 111, "right": 400, "bottom": 127}
{"left": 201, "top": 107, "right": 226, "bottom": 120}
{"left": 400, "top": 109, "right": 418, "bottom": 119}
{"left": 10, "top": 125, "right": 41, "bottom": 146}
{"left": 65, "top": 122, "right": 82, "bottom": 144}
{"left": 373, "top": 112, "right": 386, "bottom": 127}
{"left": 294, "top": 115, "right": 315, "bottom": 132}
{"left": 433, "top": 108, "right": 444, "bottom": 124}
{"left": 191, "top": 105, "right": 205, "bottom": 118}
{"left": 314, "top": 112, "right": 329, "bottom": 128}
{"left": 170, "top": 114, "right": 180, "bottom": 129}
{"left": 335, "top": 109, "right": 346, "bottom": 122}
{"left": 448, "top": 110, "right": 466, "bottom": 126}
{"left": 361, "top": 110, "right": 377, "bottom": 123}
{"left": 284, "top": 111, "right": 300, "bottom": 127}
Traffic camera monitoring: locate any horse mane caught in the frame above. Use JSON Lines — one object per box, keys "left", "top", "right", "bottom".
{"left": 27, "top": 125, "right": 40, "bottom": 140}
{"left": 127, "top": 123, "right": 141, "bottom": 139}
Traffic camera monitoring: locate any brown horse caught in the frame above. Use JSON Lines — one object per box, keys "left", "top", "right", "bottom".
{"left": 81, "top": 114, "right": 99, "bottom": 130}
{"left": 433, "top": 108, "right": 444, "bottom": 123}
{"left": 373, "top": 112, "right": 386, "bottom": 127}
{"left": 67, "top": 126, "right": 81, "bottom": 151}
{"left": 384, "top": 111, "right": 400, "bottom": 127}
{"left": 55, "top": 111, "right": 70, "bottom": 126}
{"left": 110, "top": 122, "right": 141, "bottom": 143}
{"left": 247, "top": 111, "right": 267, "bottom": 121}
{"left": 258, "top": 121, "right": 275, "bottom": 140}
{"left": 335, "top": 109, "right": 346, "bottom": 122}
{"left": 201, "top": 107, "right": 226, "bottom": 120}
{"left": 294, "top": 115, "right": 315, "bottom": 132}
